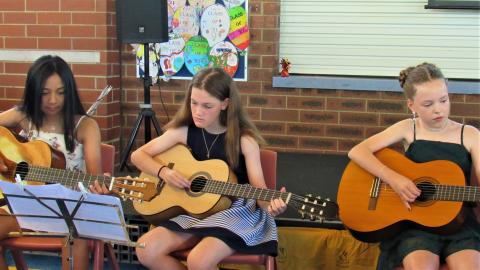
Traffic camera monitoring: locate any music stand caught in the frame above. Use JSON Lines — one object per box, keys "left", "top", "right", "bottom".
{"left": 119, "top": 43, "right": 163, "bottom": 171}
{"left": 0, "top": 181, "right": 143, "bottom": 270}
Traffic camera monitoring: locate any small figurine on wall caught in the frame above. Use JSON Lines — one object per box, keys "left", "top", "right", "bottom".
{"left": 280, "top": 58, "right": 291, "bottom": 77}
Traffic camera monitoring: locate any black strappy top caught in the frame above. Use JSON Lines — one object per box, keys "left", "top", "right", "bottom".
{"left": 187, "top": 125, "right": 248, "bottom": 184}
{"left": 406, "top": 121, "right": 472, "bottom": 185}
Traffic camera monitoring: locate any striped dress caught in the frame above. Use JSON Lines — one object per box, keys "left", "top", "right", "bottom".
{"left": 160, "top": 125, "right": 278, "bottom": 255}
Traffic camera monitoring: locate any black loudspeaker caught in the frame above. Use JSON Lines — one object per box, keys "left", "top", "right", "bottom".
{"left": 116, "top": 0, "right": 169, "bottom": 43}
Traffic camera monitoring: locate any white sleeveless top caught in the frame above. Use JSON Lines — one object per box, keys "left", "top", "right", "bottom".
{"left": 19, "top": 116, "right": 86, "bottom": 172}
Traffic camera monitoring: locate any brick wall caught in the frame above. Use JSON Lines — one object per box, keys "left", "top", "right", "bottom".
{"left": 1, "top": 0, "right": 479, "bottom": 159}
{"left": 0, "top": 0, "right": 120, "bottom": 148}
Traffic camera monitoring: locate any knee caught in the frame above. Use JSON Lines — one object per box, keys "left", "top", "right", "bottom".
{"left": 187, "top": 252, "right": 216, "bottom": 270}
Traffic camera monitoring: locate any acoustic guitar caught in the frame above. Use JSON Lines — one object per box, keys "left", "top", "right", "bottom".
{"left": 337, "top": 148, "right": 479, "bottom": 243}
{"left": 133, "top": 144, "right": 339, "bottom": 225}
{"left": 0, "top": 126, "right": 156, "bottom": 203}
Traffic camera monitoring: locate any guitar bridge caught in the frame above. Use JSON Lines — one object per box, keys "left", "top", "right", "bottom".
{"left": 368, "top": 177, "right": 381, "bottom": 210}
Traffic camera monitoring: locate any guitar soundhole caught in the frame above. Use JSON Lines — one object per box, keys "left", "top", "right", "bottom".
{"left": 15, "top": 161, "right": 29, "bottom": 181}
{"left": 416, "top": 181, "right": 435, "bottom": 202}
{"left": 190, "top": 177, "right": 207, "bottom": 193}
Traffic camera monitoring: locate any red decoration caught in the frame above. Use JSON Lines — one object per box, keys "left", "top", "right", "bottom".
{"left": 280, "top": 58, "right": 291, "bottom": 77}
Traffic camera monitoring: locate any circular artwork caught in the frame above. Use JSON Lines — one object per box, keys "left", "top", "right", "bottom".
{"left": 223, "top": 0, "right": 245, "bottom": 9}
{"left": 228, "top": 6, "right": 250, "bottom": 51}
{"left": 200, "top": 4, "right": 230, "bottom": 47}
{"left": 184, "top": 35, "right": 210, "bottom": 75}
{"left": 136, "top": 44, "right": 160, "bottom": 78}
{"left": 167, "top": 4, "right": 174, "bottom": 33}
{"left": 168, "top": 0, "right": 186, "bottom": 11}
{"left": 172, "top": 6, "right": 199, "bottom": 42}
{"left": 188, "top": 0, "right": 216, "bottom": 14}
{"left": 159, "top": 35, "right": 185, "bottom": 77}
{"left": 209, "top": 41, "right": 238, "bottom": 77}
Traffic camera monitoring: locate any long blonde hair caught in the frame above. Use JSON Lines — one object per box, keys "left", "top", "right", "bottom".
{"left": 166, "top": 67, "right": 265, "bottom": 168}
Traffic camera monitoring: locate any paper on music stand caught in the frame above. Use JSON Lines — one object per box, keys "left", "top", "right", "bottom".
{"left": 0, "top": 181, "right": 130, "bottom": 243}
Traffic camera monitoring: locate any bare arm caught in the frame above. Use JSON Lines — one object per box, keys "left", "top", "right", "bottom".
{"left": 348, "top": 119, "right": 421, "bottom": 209}
{"left": 0, "top": 108, "right": 26, "bottom": 129}
{"left": 76, "top": 117, "right": 102, "bottom": 175}
{"left": 130, "top": 127, "right": 190, "bottom": 188}
{"left": 464, "top": 125, "right": 480, "bottom": 187}
{"left": 242, "top": 136, "right": 286, "bottom": 216}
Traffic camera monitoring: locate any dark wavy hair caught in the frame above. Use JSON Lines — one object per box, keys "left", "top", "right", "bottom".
{"left": 19, "top": 55, "right": 86, "bottom": 152}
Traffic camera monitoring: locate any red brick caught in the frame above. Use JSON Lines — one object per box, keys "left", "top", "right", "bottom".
{"left": 248, "top": 55, "right": 260, "bottom": 68}
{"left": 250, "top": 2, "right": 262, "bottom": 14}
{"left": 0, "top": 0, "right": 26, "bottom": 11}
{"left": 287, "top": 123, "right": 324, "bottom": 136}
{"left": 380, "top": 114, "right": 410, "bottom": 126}
{"left": 299, "top": 137, "right": 337, "bottom": 151}
{"left": 302, "top": 88, "right": 338, "bottom": 97}
{"left": 262, "top": 108, "right": 298, "bottom": 122}
{"left": 326, "top": 125, "right": 364, "bottom": 138}
{"left": 61, "top": 25, "right": 95, "bottom": 38}
{"left": 249, "top": 42, "right": 277, "bottom": 56}
{"left": 247, "top": 107, "right": 261, "bottom": 120}
{"left": 72, "top": 38, "right": 107, "bottom": 50}
{"left": 340, "top": 112, "right": 379, "bottom": 126}
{"left": 380, "top": 91, "right": 405, "bottom": 100}
{"left": 75, "top": 76, "right": 96, "bottom": 89}
{"left": 450, "top": 93, "right": 465, "bottom": 102}
{"left": 263, "top": 2, "right": 280, "bottom": 14}
{"left": 451, "top": 102, "right": 480, "bottom": 117}
{"left": 5, "top": 63, "right": 30, "bottom": 74}
{"left": 327, "top": 98, "right": 366, "bottom": 112}
{"left": 5, "top": 37, "right": 36, "bottom": 49}
{"left": 341, "top": 90, "right": 382, "bottom": 99}
{"left": 263, "top": 29, "right": 279, "bottom": 42}
{"left": 264, "top": 135, "right": 298, "bottom": 149}
{"left": 467, "top": 94, "right": 480, "bottom": 103}
{"left": 28, "top": 25, "right": 60, "bottom": 37}
{"left": 72, "top": 64, "right": 108, "bottom": 77}
{"left": 26, "top": 0, "right": 60, "bottom": 11}
{"left": 5, "top": 87, "right": 25, "bottom": 99}
{"left": 367, "top": 100, "right": 405, "bottom": 113}
{"left": 338, "top": 139, "right": 362, "bottom": 152}
{"left": 300, "top": 111, "right": 338, "bottom": 123}
{"left": 61, "top": 0, "right": 95, "bottom": 11}
{"left": 4, "top": 12, "right": 37, "bottom": 24}
{"left": 255, "top": 121, "right": 285, "bottom": 134}
{"left": 0, "top": 99, "right": 19, "bottom": 110}
{"left": 72, "top": 13, "right": 106, "bottom": 25}
{"left": 0, "top": 74, "right": 25, "bottom": 87}
{"left": 287, "top": 96, "right": 325, "bottom": 110}
{"left": 261, "top": 55, "right": 277, "bottom": 69}
{"left": 38, "top": 38, "right": 71, "bottom": 49}
{"left": 248, "top": 95, "right": 285, "bottom": 108}
{"left": 0, "top": 25, "right": 26, "bottom": 37}
{"left": 38, "top": 12, "right": 71, "bottom": 24}
{"left": 237, "top": 81, "right": 262, "bottom": 94}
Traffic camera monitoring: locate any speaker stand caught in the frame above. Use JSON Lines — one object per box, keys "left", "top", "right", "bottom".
{"left": 119, "top": 43, "right": 163, "bottom": 171}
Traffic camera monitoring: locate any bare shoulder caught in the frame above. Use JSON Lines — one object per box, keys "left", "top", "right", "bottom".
{"left": 462, "top": 124, "right": 480, "bottom": 149}
{"left": 77, "top": 116, "right": 100, "bottom": 132}
{"left": 0, "top": 107, "right": 28, "bottom": 129}
{"left": 240, "top": 134, "right": 260, "bottom": 153}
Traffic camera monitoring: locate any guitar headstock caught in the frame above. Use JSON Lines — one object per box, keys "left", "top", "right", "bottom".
{"left": 111, "top": 177, "right": 157, "bottom": 202}
{"left": 292, "top": 194, "right": 339, "bottom": 222}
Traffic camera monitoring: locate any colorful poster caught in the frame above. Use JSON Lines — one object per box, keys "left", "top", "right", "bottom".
{"left": 200, "top": 4, "right": 230, "bottom": 47}
{"left": 168, "top": 0, "right": 186, "bottom": 11}
{"left": 223, "top": 0, "right": 245, "bottom": 9}
{"left": 159, "top": 35, "right": 186, "bottom": 77}
{"left": 188, "top": 0, "right": 216, "bottom": 14}
{"left": 228, "top": 6, "right": 249, "bottom": 51}
{"left": 184, "top": 35, "right": 210, "bottom": 75}
{"left": 209, "top": 41, "right": 238, "bottom": 77}
{"left": 136, "top": 43, "right": 160, "bottom": 79}
{"left": 172, "top": 6, "right": 199, "bottom": 42}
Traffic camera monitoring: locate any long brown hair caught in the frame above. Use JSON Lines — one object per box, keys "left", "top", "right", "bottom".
{"left": 398, "top": 62, "right": 445, "bottom": 99}
{"left": 166, "top": 67, "right": 265, "bottom": 168}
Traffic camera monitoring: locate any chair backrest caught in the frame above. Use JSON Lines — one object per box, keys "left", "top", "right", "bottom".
{"left": 260, "top": 149, "right": 277, "bottom": 190}
{"left": 100, "top": 144, "right": 115, "bottom": 175}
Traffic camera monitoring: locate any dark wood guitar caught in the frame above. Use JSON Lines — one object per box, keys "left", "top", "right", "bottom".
{"left": 337, "top": 148, "right": 479, "bottom": 243}
{"left": 133, "top": 144, "right": 339, "bottom": 225}
{"left": 0, "top": 126, "right": 156, "bottom": 202}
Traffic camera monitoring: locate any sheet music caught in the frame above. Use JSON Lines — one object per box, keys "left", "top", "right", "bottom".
{"left": 0, "top": 181, "right": 129, "bottom": 243}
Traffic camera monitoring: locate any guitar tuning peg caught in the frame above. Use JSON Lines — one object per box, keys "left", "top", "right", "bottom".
{"left": 316, "top": 195, "right": 322, "bottom": 200}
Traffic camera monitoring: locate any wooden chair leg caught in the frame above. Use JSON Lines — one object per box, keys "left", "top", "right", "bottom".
{"left": 92, "top": 240, "right": 104, "bottom": 270}
{"left": 11, "top": 250, "right": 28, "bottom": 270}
{"left": 105, "top": 243, "right": 120, "bottom": 270}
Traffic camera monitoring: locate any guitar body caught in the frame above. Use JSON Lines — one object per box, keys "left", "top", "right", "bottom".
{"left": 337, "top": 148, "right": 466, "bottom": 243}
{"left": 133, "top": 144, "right": 236, "bottom": 225}
{"left": 0, "top": 126, "right": 65, "bottom": 184}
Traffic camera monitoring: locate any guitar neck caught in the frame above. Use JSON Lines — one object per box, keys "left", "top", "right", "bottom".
{"left": 201, "top": 179, "right": 290, "bottom": 203}
{"left": 434, "top": 184, "right": 480, "bottom": 202}
{"left": 23, "top": 165, "right": 110, "bottom": 189}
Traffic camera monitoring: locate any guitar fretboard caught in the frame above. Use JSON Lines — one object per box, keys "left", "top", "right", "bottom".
{"left": 433, "top": 184, "right": 480, "bottom": 202}
{"left": 196, "top": 178, "right": 290, "bottom": 203}
{"left": 23, "top": 165, "right": 110, "bottom": 189}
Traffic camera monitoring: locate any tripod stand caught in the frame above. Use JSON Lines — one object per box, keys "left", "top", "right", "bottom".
{"left": 120, "top": 43, "right": 163, "bottom": 171}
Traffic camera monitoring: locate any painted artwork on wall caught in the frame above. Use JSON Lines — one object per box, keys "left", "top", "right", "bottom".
{"left": 136, "top": 0, "right": 249, "bottom": 81}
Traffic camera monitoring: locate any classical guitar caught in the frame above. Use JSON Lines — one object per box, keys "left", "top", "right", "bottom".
{"left": 133, "top": 144, "right": 339, "bottom": 225}
{"left": 0, "top": 126, "right": 156, "bottom": 202}
{"left": 337, "top": 148, "right": 479, "bottom": 243}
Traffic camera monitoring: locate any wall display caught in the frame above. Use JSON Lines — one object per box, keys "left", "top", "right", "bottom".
{"left": 136, "top": 0, "right": 249, "bottom": 81}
